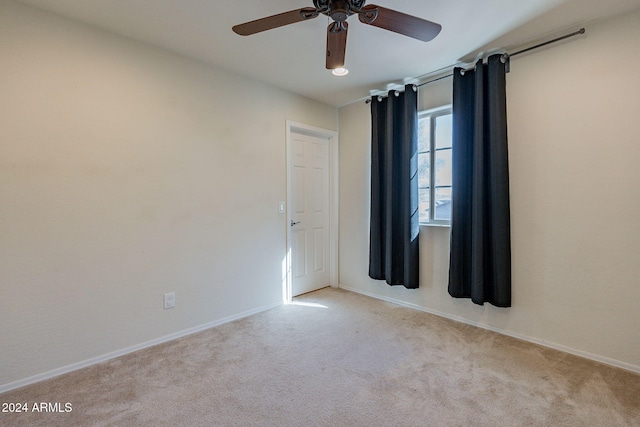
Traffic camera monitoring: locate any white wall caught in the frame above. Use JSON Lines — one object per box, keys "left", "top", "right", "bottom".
{"left": 0, "top": 0, "right": 337, "bottom": 390}
{"left": 339, "top": 9, "right": 640, "bottom": 371}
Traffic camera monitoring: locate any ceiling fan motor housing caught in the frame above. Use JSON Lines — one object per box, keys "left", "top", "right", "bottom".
{"left": 314, "top": 0, "right": 368, "bottom": 22}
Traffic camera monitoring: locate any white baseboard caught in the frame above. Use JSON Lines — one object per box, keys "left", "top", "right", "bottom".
{"left": 339, "top": 284, "right": 640, "bottom": 375}
{"left": 0, "top": 302, "right": 282, "bottom": 394}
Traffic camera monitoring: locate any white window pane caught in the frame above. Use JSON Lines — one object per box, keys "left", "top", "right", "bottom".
{"left": 419, "top": 188, "right": 430, "bottom": 222}
{"left": 435, "top": 114, "right": 452, "bottom": 149}
{"left": 417, "top": 107, "right": 452, "bottom": 226}
{"left": 418, "top": 153, "right": 430, "bottom": 188}
{"left": 435, "top": 188, "right": 452, "bottom": 221}
{"left": 418, "top": 118, "right": 430, "bottom": 153}
{"left": 435, "top": 149, "right": 452, "bottom": 187}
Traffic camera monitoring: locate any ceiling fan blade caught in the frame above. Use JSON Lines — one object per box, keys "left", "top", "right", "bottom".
{"left": 233, "top": 8, "right": 318, "bottom": 36}
{"left": 326, "top": 22, "right": 348, "bottom": 69}
{"left": 358, "top": 5, "right": 441, "bottom": 42}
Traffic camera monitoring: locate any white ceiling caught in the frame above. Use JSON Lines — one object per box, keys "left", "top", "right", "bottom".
{"left": 16, "top": 0, "right": 640, "bottom": 107}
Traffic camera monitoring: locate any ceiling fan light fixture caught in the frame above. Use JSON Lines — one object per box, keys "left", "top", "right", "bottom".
{"left": 332, "top": 67, "right": 349, "bottom": 76}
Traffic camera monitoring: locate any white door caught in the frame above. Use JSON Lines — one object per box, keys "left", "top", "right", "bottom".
{"left": 288, "top": 130, "right": 331, "bottom": 297}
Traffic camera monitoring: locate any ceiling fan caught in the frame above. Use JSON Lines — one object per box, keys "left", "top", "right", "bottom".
{"left": 232, "top": 0, "right": 442, "bottom": 70}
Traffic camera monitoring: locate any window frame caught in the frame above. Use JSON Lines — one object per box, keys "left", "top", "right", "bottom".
{"left": 418, "top": 105, "right": 453, "bottom": 227}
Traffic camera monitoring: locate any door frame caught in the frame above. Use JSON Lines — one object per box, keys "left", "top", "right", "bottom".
{"left": 284, "top": 120, "right": 339, "bottom": 302}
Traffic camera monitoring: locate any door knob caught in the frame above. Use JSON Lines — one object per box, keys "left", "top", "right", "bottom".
{"left": 290, "top": 220, "right": 301, "bottom": 227}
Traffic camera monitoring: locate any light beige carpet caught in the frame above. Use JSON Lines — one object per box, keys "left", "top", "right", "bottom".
{"left": 1, "top": 288, "right": 639, "bottom": 426}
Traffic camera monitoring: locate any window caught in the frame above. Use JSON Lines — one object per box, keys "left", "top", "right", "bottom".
{"left": 418, "top": 107, "right": 452, "bottom": 225}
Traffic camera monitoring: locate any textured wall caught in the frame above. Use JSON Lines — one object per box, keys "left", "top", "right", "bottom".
{"left": 0, "top": 0, "right": 337, "bottom": 389}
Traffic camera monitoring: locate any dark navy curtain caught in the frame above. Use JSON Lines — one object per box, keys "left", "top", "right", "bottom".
{"left": 448, "top": 54, "right": 512, "bottom": 307}
{"left": 369, "top": 84, "right": 420, "bottom": 289}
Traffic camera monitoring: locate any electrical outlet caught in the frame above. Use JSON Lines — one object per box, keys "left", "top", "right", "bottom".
{"left": 163, "top": 292, "right": 175, "bottom": 309}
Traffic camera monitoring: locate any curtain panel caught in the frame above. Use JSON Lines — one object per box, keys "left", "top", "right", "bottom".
{"left": 448, "top": 54, "right": 512, "bottom": 307}
{"left": 369, "top": 84, "right": 420, "bottom": 289}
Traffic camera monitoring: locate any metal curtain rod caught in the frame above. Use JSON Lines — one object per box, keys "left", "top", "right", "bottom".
{"left": 509, "top": 27, "right": 585, "bottom": 59}
{"left": 365, "top": 27, "right": 586, "bottom": 103}
{"left": 416, "top": 27, "right": 586, "bottom": 88}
